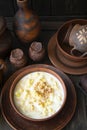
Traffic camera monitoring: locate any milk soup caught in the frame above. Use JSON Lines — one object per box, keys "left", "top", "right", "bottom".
{"left": 14, "top": 71, "right": 65, "bottom": 119}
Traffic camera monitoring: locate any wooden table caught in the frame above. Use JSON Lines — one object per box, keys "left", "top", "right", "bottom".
{"left": 0, "top": 17, "right": 87, "bottom": 130}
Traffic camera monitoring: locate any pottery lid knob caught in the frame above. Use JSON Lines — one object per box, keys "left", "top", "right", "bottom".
{"left": 10, "top": 48, "right": 27, "bottom": 68}
{"left": 31, "top": 42, "right": 43, "bottom": 53}
{"left": 10, "top": 48, "right": 24, "bottom": 60}
{"left": 29, "top": 41, "right": 45, "bottom": 61}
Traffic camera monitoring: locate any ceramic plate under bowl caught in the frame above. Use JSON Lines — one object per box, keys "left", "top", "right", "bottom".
{"left": 48, "top": 32, "right": 87, "bottom": 75}
{"left": 1, "top": 64, "right": 76, "bottom": 130}
{"left": 9, "top": 65, "right": 67, "bottom": 122}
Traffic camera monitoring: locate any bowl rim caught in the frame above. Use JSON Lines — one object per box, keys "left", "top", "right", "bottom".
{"left": 9, "top": 65, "right": 67, "bottom": 121}
{"left": 56, "top": 18, "right": 87, "bottom": 60}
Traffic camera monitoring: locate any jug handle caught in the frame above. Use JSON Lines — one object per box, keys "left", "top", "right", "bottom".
{"left": 70, "top": 47, "right": 87, "bottom": 57}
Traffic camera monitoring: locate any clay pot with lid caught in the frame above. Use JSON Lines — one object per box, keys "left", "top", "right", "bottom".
{"left": 0, "top": 16, "right": 12, "bottom": 58}
{"left": 56, "top": 19, "right": 87, "bottom": 68}
{"left": 14, "top": 0, "right": 40, "bottom": 43}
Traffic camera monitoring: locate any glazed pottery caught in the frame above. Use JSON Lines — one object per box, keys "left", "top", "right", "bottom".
{"left": 1, "top": 64, "right": 76, "bottom": 130}
{"left": 29, "top": 41, "right": 45, "bottom": 61}
{"left": 56, "top": 19, "right": 87, "bottom": 66}
{"left": 0, "top": 16, "right": 12, "bottom": 58}
{"left": 14, "top": 0, "right": 40, "bottom": 43}
{"left": 9, "top": 48, "right": 27, "bottom": 68}
{"left": 48, "top": 35, "right": 87, "bottom": 74}
{"left": 9, "top": 65, "right": 67, "bottom": 122}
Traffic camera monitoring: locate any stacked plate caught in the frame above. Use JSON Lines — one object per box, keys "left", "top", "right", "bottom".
{"left": 48, "top": 19, "right": 87, "bottom": 75}
{"left": 0, "top": 64, "right": 76, "bottom": 130}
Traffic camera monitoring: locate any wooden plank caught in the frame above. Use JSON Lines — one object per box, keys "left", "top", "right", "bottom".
{"left": 0, "top": 0, "right": 14, "bottom": 16}
{"left": 64, "top": 0, "right": 87, "bottom": 15}
{"left": 13, "top": 0, "right": 18, "bottom": 12}
{"left": 11, "top": 0, "right": 87, "bottom": 17}
{"left": 51, "top": 0, "right": 87, "bottom": 16}
{"left": 32, "top": 0, "right": 51, "bottom": 16}
{"left": 64, "top": 90, "right": 87, "bottom": 130}
{"left": 0, "top": 17, "right": 87, "bottom": 130}
{"left": 0, "top": 0, "right": 87, "bottom": 17}
{"left": 51, "top": 0, "right": 65, "bottom": 15}
{"left": 5, "top": 16, "right": 87, "bottom": 32}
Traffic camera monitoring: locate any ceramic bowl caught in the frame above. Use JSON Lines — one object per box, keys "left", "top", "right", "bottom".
{"left": 9, "top": 65, "right": 67, "bottom": 121}
{"left": 56, "top": 19, "right": 87, "bottom": 67}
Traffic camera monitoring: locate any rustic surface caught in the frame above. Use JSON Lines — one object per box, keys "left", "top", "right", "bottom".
{"left": 0, "top": 0, "right": 87, "bottom": 17}
{"left": 0, "top": 17, "right": 87, "bottom": 130}
{"left": 0, "top": 0, "right": 87, "bottom": 20}
{"left": 0, "top": 64, "right": 76, "bottom": 130}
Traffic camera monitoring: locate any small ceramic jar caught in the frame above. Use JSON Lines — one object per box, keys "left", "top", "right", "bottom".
{"left": 9, "top": 48, "right": 27, "bottom": 68}
{"left": 0, "top": 16, "right": 12, "bottom": 58}
{"left": 29, "top": 41, "right": 45, "bottom": 62}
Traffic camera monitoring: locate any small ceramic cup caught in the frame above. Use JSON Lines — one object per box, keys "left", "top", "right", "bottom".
{"left": 10, "top": 48, "right": 27, "bottom": 68}
{"left": 29, "top": 41, "right": 45, "bottom": 62}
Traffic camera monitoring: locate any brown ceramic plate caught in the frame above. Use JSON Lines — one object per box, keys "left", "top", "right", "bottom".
{"left": 1, "top": 64, "right": 76, "bottom": 130}
{"left": 48, "top": 33, "right": 87, "bottom": 75}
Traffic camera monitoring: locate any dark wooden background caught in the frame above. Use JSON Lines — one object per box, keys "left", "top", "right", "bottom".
{"left": 0, "top": 0, "right": 87, "bottom": 19}
{"left": 0, "top": 1, "right": 87, "bottom": 130}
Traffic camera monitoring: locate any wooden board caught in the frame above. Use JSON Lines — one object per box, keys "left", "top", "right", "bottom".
{"left": 0, "top": 17, "right": 87, "bottom": 130}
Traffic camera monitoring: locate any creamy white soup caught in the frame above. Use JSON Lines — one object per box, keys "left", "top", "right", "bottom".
{"left": 13, "top": 71, "right": 65, "bottom": 119}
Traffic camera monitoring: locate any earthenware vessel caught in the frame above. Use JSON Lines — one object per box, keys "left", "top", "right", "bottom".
{"left": 56, "top": 19, "right": 87, "bottom": 68}
{"left": 14, "top": 0, "right": 40, "bottom": 43}
{"left": 69, "top": 24, "right": 87, "bottom": 57}
{"left": 1, "top": 64, "right": 76, "bottom": 129}
{"left": 0, "top": 16, "right": 12, "bottom": 58}
{"left": 29, "top": 41, "right": 45, "bottom": 61}
{"left": 9, "top": 65, "right": 67, "bottom": 122}
{"left": 9, "top": 48, "right": 27, "bottom": 68}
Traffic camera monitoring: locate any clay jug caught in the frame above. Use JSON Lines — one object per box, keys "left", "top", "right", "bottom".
{"left": 0, "top": 16, "right": 12, "bottom": 58}
{"left": 14, "top": 0, "right": 40, "bottom": 43}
